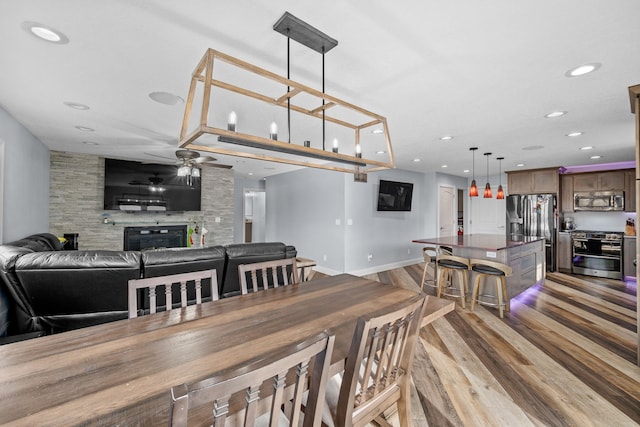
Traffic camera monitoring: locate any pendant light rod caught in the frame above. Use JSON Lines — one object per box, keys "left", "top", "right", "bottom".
{"left": 287, "top": 30, "right": 291, "bottom": 144}
{"left": 483, "top": 152, "right": 492, "bottom": 198}
{"left": 322, "top": 46, "right": 326, "bottom": 150}
{"left": 469, "top": 147, "right": 479, "bottom": 197}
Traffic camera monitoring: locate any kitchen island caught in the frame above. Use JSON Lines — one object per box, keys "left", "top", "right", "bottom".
{"left": 412, "top": 234, "right": 545, "bottom": 299}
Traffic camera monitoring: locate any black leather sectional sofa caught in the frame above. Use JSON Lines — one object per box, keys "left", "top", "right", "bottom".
{"left": 0, "top": 233, "right": 296, "bottom": 342}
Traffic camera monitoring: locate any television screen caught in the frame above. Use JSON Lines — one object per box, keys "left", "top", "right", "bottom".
{"left": 377, "top": 179, "right": 413, "bottom": 211}
{"left": 104, "top": 158, "right": 201, "bottom": 212}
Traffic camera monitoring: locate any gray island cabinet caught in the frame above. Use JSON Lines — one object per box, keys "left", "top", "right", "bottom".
{"left": 413, "top": 234, "right": 545, "bottom": 300}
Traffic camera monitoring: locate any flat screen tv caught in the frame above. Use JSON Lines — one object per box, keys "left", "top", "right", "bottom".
{"left": 377, "top": 179, "right": 413, "bottom": 212}
{"left": 103, "top": 158, "right": 201, "bottom": 212}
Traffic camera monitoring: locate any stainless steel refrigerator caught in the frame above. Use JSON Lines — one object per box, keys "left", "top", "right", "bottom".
{"left": 506, "top": 194, "right": 557, "bottom": 271}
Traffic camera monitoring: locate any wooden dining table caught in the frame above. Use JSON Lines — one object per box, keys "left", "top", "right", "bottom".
{"left": 0, "top": 273, "right": 453, "bottom": 427}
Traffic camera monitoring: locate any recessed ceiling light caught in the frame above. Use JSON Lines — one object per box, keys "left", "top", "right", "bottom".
{"left": 82, "top": 141, "right": 98, "bottom": 145}
{"left": 413, "top": 158, "right": 421, "bottom": 162}
{"left": 545, "top": 111, "right": 566, "bottom": 118}
{"left": 565, "top": 63, "right": 601, "bottom": 77}
{"left": 440, "top": 136, "right": 453, "bottom": 141}
{"left": 580, "top": 146, "right": 593, "bottom": 150}
{"left": 376, "top": 150, "right": 385, "bottom": 155}
{"left": 21, "top": 22, "right": 69, "bottom": 44}
{"left": 522, "top": 145, "right": 544, "bottom": 151}
{"left": 566, "top": 131, "right": 583, "bottom": 137}
{"left": 463, "top": 169, "right": 470, "bottom": 173}
{"left": 64, "top": 101, "right": 89, "bottom": 110}
{"left": 371, "top": 129, "right": 384, "bottom": 134}
{"left": 441, "top": 164, "right": 448, "bottom": 168}
{"left": 248, "top": 172, "right": 253, "bottom": 176}
{"left": 149, "top": 91, "right": 184, "bottom": 106}
{"left": 590, "top": 155, "right": 602, "bottom": 160}
{"left": 75, "top": 126, "right": 95, "bottom": 132}
{"left": 516, "top": 163, "right": 526, "bottom": 167}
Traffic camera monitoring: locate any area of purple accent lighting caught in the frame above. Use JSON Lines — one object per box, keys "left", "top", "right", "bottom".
{"left": 509, "top": 283, "right": 543, "bottom": 311}
{"left": 559, "top": 161, "right": 635, "bottom": 174}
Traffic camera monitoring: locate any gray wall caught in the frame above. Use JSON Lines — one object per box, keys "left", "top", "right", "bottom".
{"left": 49, "top": 151, "right": 235, "bottom": 250}
{"left": 265, "top": 168, "right": 430, "bottom": 275}
{"left": 0, "top": 107, "right": 50, "bottom": 242}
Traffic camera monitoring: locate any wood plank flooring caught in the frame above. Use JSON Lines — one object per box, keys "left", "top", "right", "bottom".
{"left": 308, "top": 265, "right": 639, "bottom": 426}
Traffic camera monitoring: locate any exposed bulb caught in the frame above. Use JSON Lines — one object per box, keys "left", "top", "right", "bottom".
{"left": 355, "top": 143, "right": 362, "bottom": 158}
{"left": 332, "top": 138, "right": 339, "bottom": 153}
{"left": 227, "top": 111, "right": 237, "bottom": 131}
{"left": 269, "top": 121, "right": 278, "bottom": 140}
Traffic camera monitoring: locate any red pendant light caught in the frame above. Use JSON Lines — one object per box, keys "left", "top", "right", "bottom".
{"left": 469, "top": 147, "right": 478, "bottom": 197}
{"left": 496, "top": 156, "right": 505, "bottom": 199}
{"left": 483, "top": 152, "right": 492, "bottom": 198}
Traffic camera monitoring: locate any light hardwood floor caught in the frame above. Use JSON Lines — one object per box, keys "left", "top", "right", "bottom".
{"left": 309, "top": 264, "right": 639, "bottom": 426}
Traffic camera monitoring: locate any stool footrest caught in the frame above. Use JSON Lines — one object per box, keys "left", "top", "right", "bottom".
{"left": 474, "top": 294, "right": 508, "bottom": 308}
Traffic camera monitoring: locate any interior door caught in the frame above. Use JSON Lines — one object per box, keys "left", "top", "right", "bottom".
{"left": 438, "top": 186, "right": 455, "bottom": 237}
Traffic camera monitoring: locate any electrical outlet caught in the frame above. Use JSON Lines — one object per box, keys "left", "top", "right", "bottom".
{"left": 367, "top": 254, "right": 373, "bottom": 262}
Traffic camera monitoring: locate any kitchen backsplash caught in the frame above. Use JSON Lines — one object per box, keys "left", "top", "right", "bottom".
{"left": 562, "top": 211, "right": 636, "bottom": 232}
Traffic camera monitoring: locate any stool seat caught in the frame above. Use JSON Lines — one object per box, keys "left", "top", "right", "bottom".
{"left": 470, "top": 258, "right": 512, "bottom": 318}
{"left": 435, "top": 254, "right": 470, "bottom": 308}
{"left": 471, "top": 265, "right": 505, "bottom": 275}
{"left": 439, "top": 259, "right": 469, "bottom": 270}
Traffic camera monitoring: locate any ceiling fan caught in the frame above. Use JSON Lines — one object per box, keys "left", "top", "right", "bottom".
{"left": 174, "top": 149, "right": 232, "bottom": 170}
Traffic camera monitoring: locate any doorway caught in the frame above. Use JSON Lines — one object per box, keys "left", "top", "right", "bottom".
{"left": 438, "top": 185, "right": 456, "bottom": 237}
{"left": 243, "top": 189, "right": 266, "bottom": 243}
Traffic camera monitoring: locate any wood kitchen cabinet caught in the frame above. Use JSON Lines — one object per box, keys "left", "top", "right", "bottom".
{"left": 573, "top": 170, "right": 626, "bottom": 192}
{"left": 506, "top": 167, "right": 559, "bottom": 195}
{"left": 557, "top": 231, "right": 572, "bottom": 273}
{"left": 560, "top": 174, "right": 574, "bottom": 212}
{"left": 625, "top": 169, "right": 636, "bottom": 212}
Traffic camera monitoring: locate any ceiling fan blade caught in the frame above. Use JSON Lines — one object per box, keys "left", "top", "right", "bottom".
{"left": 194, "top": 155, "right": 217, "bottom": 163}
{"left": 202, "top": 163, "right": 233, "bottom": 169}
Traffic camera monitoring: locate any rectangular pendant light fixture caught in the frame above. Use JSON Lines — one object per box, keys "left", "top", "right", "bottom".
{"left": 178, "top": 14, "right": 395, "bottom": 176}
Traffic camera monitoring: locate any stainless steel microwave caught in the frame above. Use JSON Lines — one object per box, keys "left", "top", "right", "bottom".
{"left": 573, "top": 191, "right": 624, "bottom": 211}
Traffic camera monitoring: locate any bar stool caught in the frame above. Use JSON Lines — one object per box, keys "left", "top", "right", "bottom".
{"left": 420, "top": 246, "right": 438, "bottom": 291}
{"left": 470, "top": 258, "right": 512, "bottom": 318}
{"left": 435, "top": 254, "right": 470, "bottom": 308}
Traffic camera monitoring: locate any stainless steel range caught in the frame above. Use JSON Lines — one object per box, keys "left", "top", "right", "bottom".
{"left": 571, "top": 230, "right": 623, "bottom": 279}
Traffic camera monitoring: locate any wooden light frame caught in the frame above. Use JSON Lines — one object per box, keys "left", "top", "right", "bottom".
{"left": 178, "top": 49, "right": 395, "bottom": 175}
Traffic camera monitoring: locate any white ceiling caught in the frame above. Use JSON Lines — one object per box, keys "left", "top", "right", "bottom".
{"left": 1, "top": 0, "right": 639, "bottom": 179}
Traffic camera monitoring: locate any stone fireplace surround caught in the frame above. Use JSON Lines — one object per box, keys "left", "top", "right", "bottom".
{"left": 48, "top": 152, "right": 235, "bottom": 250}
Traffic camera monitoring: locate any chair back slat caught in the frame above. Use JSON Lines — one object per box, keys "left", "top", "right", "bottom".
{"left": 169, "top": 332, "right": 335, "bottom": 427}
{"left": 127, "top": 269, "right": 218, "bottom": 318}
{"left": 238, "top": 258, "right": 299, "bottom": 295}
{"left": 335, "top": 294, "right": 427, "bottom": 427}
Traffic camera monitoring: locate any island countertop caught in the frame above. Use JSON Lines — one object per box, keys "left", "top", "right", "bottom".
{"left": 412, "top": 234, "right": 545, "bottom": 251}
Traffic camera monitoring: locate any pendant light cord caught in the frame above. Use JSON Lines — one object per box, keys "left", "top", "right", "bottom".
{"left": 322, "top": 46, "right": 326, "bottom": 151}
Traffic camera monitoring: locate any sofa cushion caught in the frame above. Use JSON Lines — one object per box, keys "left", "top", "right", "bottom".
{"left": 6, "top": 233, "right": 63, "bottom": 252}
{"left": 140, "top": 246, "right": 226, "bottom": 308}
{"left": 14, "top": 251, "right": 142, "bottom": 333}
{"left": 221, "top": 242, "right": 295, "bottom": 298}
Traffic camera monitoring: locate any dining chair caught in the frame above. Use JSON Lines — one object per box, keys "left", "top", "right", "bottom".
{"left": 326, "top": 294, "right": 428, "bottom": 427}
{"left": 238, "top": 258, "right": 299, "bottom": 294}
{"left": 168, "top": 331, "right": 335, "bottom": 427}
{"left": 127, "top": 269, "right": 218, "bottom": 318}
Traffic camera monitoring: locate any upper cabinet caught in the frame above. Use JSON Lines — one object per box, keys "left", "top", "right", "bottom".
{"left": 573, "top": 170, "right": 625, "bottom": 192}
{"left": 560, "top": 169, "right": 634, "bottom": 212}
{"left": 625, "top": 169, "right": 636, "bottom": 212}
{"left": 506, "top": 167, "right": 559, "bottom": 195}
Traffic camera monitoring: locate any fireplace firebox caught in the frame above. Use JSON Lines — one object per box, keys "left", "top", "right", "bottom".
{"left": 123, "top": 225, "right": 187, "bottom": 251}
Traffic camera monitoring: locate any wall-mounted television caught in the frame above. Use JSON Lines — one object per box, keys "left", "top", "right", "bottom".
{"left": 377, "top": 179, "right": 413, "bottom": 212}
{"left": 103, "top": 158, "right": 201, "bottom": 212}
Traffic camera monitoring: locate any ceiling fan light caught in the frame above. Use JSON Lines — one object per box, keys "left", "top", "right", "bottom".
{"left": 191, "top": 167, "right": 201, "bottom": 178}
{"left": 177, "top": 165, "right": 190, "bottom": 176}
